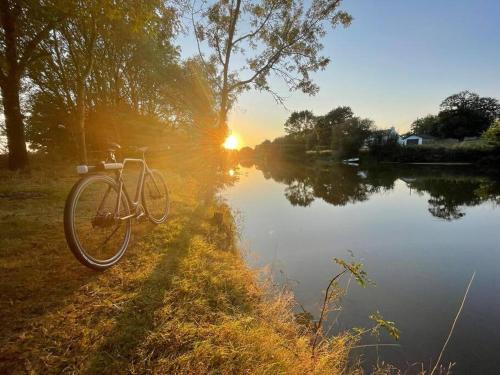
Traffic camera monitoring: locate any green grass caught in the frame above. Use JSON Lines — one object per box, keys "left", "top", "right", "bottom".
{"left": 0, "top": 157, "right": 365, "bottom": 374}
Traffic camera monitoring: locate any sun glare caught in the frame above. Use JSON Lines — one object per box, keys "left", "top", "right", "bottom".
{"left": 223, "top": 135, "right": 239, "bottom": 150}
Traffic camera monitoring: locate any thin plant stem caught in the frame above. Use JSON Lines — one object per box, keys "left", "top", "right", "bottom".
{"left": 311, "top": 269, "right": 347, "bottom": 354}
{"left": 430, "top": 271, "right": 476, "bottom": 375}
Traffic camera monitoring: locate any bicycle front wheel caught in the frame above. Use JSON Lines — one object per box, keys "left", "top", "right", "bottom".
{"left": 64, "top": 174, "right": 132, "bottom": 270}
{"left": 142, "top": 169, "right": 170, "bottom": 224}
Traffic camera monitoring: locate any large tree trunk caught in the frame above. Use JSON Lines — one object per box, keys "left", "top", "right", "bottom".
{"left": 218, "top": 100, "right": 229, "bottom": 131}
{"left": 1, "top": 0, "right": 29, "bottom": 170}
{"left": 1, "top": 76, "right": 28, "bottom": 170}
{"left": 217, "top": 0, "right": 242, "bottom": 141}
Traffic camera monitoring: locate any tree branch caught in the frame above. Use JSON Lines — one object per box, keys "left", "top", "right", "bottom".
{"left": 18, "top": 23, "right": 54, "bottom": 72}
{"left": 232, "top": 2, "right": 276, "bottom": 46}
{"left": 214, "top": 32, "right": 224, "bottom": 65}
{"left": 191, "top": 0, "right": 211, "bottom": 72}
{"left": 232, "top": 0, "right": 342, "bottom": 91}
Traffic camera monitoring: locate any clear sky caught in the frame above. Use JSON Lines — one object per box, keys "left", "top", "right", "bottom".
{"left": 179, "top": 0, "right": 500, "bottom": 147}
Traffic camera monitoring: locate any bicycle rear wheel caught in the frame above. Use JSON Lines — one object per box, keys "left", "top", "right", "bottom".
{"left": 142, "top": 169, "right": 170, "bottom": 224}
{"left": 64, "top": 174, "right": 132, "bottom": 270}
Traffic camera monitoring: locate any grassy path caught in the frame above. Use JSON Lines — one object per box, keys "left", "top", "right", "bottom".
{"left": 0, "top": 162, "right": 355, "bottom": 374}
{"left": 0, "top": 163, "right": 206, "bottom": 372}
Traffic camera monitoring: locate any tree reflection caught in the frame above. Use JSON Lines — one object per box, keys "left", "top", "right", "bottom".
{"left": 252, "top": 161, "right": 500, "bottom": 221}
{"left": 408, "top": 178, "right": 483, "bottom": 220}
{"left": 285, "top": 181, "right": 315, "bottom": 206}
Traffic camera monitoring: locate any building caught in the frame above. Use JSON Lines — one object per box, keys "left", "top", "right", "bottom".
{"left": 400, "top": 134, "right": 436, "bottom": 146}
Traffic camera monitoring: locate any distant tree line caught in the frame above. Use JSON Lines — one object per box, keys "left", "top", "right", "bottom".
{"left": 255, "top": 106, "right": 374, "bottom": 160}
{"left": 410, "top": 91, "right": 500, "bottom": 141}
{"left": 250, "top": 91, "right": 500, "bottom": 163}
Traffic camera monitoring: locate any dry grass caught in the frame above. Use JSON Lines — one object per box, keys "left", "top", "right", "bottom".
{"left": 0, "top": 156, "right": 364, "bottom": 374}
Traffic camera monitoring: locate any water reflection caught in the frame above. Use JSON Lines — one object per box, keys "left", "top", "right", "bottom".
{"left": 253, "top": 161, "right": 500, "bottom": 220}
{"left": 225, "top": 162, "right": 500, "bottom": 374}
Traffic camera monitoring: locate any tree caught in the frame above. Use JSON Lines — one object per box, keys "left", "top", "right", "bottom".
{"left": 330, "top": 117, "right": 373, "bottom": 158}
{"left": 367, "top": 129, "right": 401, "bottom": 161}
{"left": 0, "top": 0, "right": 63, "bottom": 170}
{"left": 437, "top": 91, "right": 500, "bottom": 140}
{"left": 27, "top": 0, "right": 180, "bottom": 158}
{"left": 316, "top": 106, "right": 353, "bottom": 146}
{"left": 165, "top": 58, "right": 219, "bottom": 143}
{"left": 190, "top": 0, "right": 352, "bottom": 139}
{"left": 410, "top": 114, "right": 440, "bottom": 136}
{"left": 321, "top": 106, "right": 353, "bottom": 125}
{"left": 284, "top": 110, "right": 315, "bottom": 135}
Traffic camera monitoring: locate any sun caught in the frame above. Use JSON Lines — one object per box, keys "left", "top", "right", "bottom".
{"left": 223, "top": 134, "right": 239, "bottom": 150}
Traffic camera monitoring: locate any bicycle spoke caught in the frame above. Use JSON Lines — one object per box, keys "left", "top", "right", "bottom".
{"left": 99, "top": 224, "right": 122, "bottom": 249}
{"left": 69, "top": 176, "right": 131, "bottom": 265}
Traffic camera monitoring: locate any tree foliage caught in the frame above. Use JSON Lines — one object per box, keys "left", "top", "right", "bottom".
{"left": 279, "top": 105, "right": 371, "bottom": 158}
{"left": 190, "top": 0, "right": 352, "bottom": 131}
{"left": 409, "top": 91, "right": 500, "bottom": 141}
{"left": 331, "top": 117, "right": 373, "bottom": 158}
{"left": 366, "top": 129, "right": 401, "bottom": 161}
{"left": 315, "top": 106, "right": 353, "bottom": 146}
{"left": 438, "top": 91, "right": 500, "bottom": 140}
{"left": 482, "top": 120, "right": 500, "bottom": 144}
{"left": 284, "top": 110, "right": 315, "bottom": 135}
{"left": 410, "top": 115, "right": 440, "bottom": 137}
{"left": 26, "top": 0, "right": 181, "bottom": 158}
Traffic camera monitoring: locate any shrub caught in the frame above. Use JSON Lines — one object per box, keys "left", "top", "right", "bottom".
{"left": 366, "top": 130, "right": 402, "bottom": 161}
{"left": 482, "top": 121, "right": 500, "bottom": 144}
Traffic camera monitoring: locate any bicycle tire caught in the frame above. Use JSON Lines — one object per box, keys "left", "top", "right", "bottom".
{"left": 64, "top": 174, "right": 132, "bottom": 270}
{"left": 142, "top": 169, "right": 170, "bottom": 224}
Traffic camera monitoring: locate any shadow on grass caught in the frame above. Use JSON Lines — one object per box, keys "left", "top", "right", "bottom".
{"left": 0, "top": 194, "right": 98, "bottom": 341}
{"left": 82, "top": 203, "right": 207, "bottom": 374}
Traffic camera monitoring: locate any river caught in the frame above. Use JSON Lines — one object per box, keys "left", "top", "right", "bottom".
{"left": 224, "top": 161, "right": 500, "bottom": 374}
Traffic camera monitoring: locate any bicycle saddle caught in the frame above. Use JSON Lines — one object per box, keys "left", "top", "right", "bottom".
{"left": 137, "top": 146, "right": 148, "bottom": 153}
{"left": 108, "top": 142, "right": 121, "bottom": 152}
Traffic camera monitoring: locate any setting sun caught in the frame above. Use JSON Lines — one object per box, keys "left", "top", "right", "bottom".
{"left": 223, "top": 134, "right": 239, "bottom": 150}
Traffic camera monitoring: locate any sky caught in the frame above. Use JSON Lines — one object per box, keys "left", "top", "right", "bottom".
{"left": 179, "top": 0, "right": 500, "bottom": 147}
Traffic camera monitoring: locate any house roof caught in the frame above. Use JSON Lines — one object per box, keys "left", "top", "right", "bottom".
{"left": 403, "top": 134, "right": 436, "bottom": 140}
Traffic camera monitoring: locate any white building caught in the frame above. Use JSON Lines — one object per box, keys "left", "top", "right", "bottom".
{"left": 400, "top": 134, "right": 436, "bottom": 146}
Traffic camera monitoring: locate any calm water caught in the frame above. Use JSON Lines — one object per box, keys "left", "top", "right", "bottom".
{"left": 224, "top": 162, "right": 500, "bottom": 374}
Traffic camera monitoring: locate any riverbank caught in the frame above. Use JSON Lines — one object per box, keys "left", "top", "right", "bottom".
{"left": 244, "top": 138, "right": 500, "bottom": 169}
{"left": 362, "top": 140, "right": 500, "bottom": 166}
{"left": 0, "top": 157, "right": 362, "bottom": 374}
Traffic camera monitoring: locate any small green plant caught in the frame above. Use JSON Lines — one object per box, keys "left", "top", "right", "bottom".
{"left": 333, "top": 256, "right": 372, "bottom": 287}
{"left": 369, "top": 311, "right": 401, "bottom": 341}
{"left": 310, "top": 252, "right": 399, "bottom": 358}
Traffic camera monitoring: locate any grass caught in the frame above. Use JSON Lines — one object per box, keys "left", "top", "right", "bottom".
{"left": 0, "top": 156, "right": 364, "bottom": 374}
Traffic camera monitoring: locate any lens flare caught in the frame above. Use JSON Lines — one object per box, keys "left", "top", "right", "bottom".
{"left": 223, "top": 135, "right": 239, "bottom": 150}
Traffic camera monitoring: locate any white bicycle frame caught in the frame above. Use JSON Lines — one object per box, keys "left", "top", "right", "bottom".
{"left": 77, "top": 156, "right": 161, "bottom": 221}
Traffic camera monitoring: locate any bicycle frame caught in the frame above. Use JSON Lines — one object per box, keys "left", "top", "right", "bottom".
{"left": 89, "top": 157, "right": 162, "bottom": 221}
{"left": 115, "top": 158, "right": 148, "bottom": 220}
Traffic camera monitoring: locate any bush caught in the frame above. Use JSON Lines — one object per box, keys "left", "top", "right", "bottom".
{"left": 482, "top": 121, "right": 500, "bottom": 144}
{"left": 366, "top": 130, "right": 402, "bottom": 161}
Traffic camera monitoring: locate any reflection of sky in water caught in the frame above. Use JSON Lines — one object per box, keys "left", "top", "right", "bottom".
{"left": 224, "top": 165, "right": 500, "bottom": 375}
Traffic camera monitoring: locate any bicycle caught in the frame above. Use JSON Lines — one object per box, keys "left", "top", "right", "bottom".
{"left": 64, "top": 143, "right": 169, "bottom": 270}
